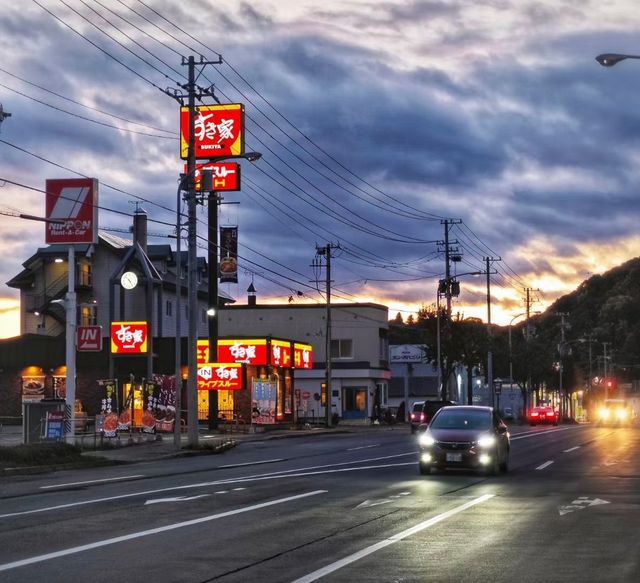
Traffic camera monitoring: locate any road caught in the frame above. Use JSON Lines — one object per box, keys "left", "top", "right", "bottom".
{"left": 0, "top": 424, "right": 638, "bottom": 582}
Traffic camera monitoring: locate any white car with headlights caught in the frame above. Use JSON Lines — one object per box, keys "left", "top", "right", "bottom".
{"left": 596, "top": 399, "right": 631, "bottom": 426}
{"left": 417, "top": 406, "right": 510, "bottom": 476}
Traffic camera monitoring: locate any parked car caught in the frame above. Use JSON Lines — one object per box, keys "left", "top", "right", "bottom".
{"left": 597, "top": 399, "right": 631, "bottom": 427}
{"left": 528, "top": 406, "right": 558, "bottom": 426}
{"left": 410, "top": 400, "right": 457, "bottom": 434}
{"left": 417, "top": 406, "right": 510, "bottom": 476}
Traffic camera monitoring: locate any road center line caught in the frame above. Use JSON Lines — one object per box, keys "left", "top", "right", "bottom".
{"left": 563, "top": 446, "right": 580, "bottom": 453}
{"left": 536, "top": 461, "right": 554, "bottom": 470}
{"left": 0, "top": 490, "right": 327, "bottom": 573}
{"left": 291, "top": 494, "right": 494, "bottom": 583}
{"left": 219, "top": 459, "right": 283, "bottom": 468}
{"left": 347, "top": 444, "right": 380, "bottom": 451}
{"left": 40, "top": 475, "right": 145, "bottom": 490}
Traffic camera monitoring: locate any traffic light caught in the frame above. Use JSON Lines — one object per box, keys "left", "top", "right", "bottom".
{"left": 604, "top": 378, "right": 617, "bottom": 392}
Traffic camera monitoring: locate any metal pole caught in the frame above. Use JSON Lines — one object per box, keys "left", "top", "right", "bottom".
{"left": 186, "top": 56, "right": 199, "bottom": 447}
{"left": 174, "top": 182, "right": 183, "bottom": 450}
{"left": 208, "top": 190, "right": 219, "bottom": 431}
{"left": 65, "top": 245, "right": 76, "bottom": 440}
{"left": 325, "top": 244, "right": 332, "bottom": 428}
{"left": 436, "top": 288, "right": 442, "bottom": 399}
{"left": 486, "top": 258, "right": 493, "bottom": 409}
{"left": 603, "top": 342, "right": 609, "bottom": 400}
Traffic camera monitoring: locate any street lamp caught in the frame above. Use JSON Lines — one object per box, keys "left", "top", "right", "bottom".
{"left": 596, "top": 53, "right": 640, "bottom": 67}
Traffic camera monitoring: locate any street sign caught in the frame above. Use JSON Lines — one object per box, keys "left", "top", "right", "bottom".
{"left": 180, "top": 103, "right": 245, "bottom": 159}
{"left": 76, "top": 325, "right": 103, "bottom": 352}
{"left": 493, "top": 379, "right": 503, "bottom": 394}
{"left": 45, "top": 178, "right": 98, "bottom": 244}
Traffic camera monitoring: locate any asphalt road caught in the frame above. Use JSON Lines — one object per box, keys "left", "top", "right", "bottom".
{"left": 0, "top": 424, "right": 638, "bottom": 582}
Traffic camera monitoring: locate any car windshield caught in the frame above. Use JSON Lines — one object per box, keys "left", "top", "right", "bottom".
{"left": 431, "top": 409, "right": 491, "bottom": 430}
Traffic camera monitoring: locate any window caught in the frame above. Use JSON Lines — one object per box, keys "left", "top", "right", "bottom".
{"left": 80, "top": 305, "right": 97, "bottom": 327}
{"left": 376, "top": 382, "right": 388, "bottom": 406}
{"left": 330, "top": 339, "right": 353, "bottom": 359}
{"left": 165, "top": 300, "right": 172, "bottom": 317}
{"left": 185, "top": 305, "right": 188, "bottom": 320}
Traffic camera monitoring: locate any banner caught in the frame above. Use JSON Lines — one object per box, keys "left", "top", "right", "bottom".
{"left": 219, "top": 226, "right": 238, "bottom": 283}
{"left": 142, "top": 380, "right": 159, "bottom": 434}
{"left": 97, "top": 379, "right": 118, "bottom": 438}
{"left": 155, "top": 375, "right": 177, "bottom": 433}
{"left": 252, "top": 379, "right": 277, "bottom": 424}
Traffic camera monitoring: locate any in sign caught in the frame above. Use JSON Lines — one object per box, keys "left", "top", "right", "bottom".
{"left": 77, "top": 325, "right": 103, "bottom": 352}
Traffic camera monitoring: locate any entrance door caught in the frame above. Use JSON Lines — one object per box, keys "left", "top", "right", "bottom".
{"left": 342, "top": 387, "right": 367, "bottom": 420}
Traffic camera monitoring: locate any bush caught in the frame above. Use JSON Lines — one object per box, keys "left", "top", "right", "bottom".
{"left": 0, "top": 442, "right": 83, "bottom": 467}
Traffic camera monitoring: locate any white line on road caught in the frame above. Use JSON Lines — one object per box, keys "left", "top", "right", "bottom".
{"left": 536, "top": 461, "right": 554, "bottom": 470}
{"left": 0, "top": 490, "right": 327, "bottom": 573}
{"left": 563, "top": 446, "right": 580, "bottom": 453}
{"left": 291, "top": 494, "right": 494, "bottom": 583}
{"left": 218, "top": 459, "right": 283, "bottom": 469}
{"left": 40, "top": 475, "right": 144, "bottom": 490}
{"left": 510, "top": 426, "right": 581, "bottom": 441}
{"left": 347, "top": 444, "right": 380, "bottom": 451}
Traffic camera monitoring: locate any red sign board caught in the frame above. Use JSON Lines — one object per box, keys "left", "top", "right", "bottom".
{"left": 197, "top": 363, "right": 243, "bottom": 391}
{"left": 180, "top": 104, "right": 244, "bottom": 160}
{"left": 76, "top": 325, "right": 103, "bottom": 352}
{"left": 45, "top": 178, "right": 98, "bottom": 244}
{"left": 271, "top": 339, "right": 292, "bottom": 367}
{"left": 184, "top": 162, "right": 241, "bottom": 192}
{"left": 294, "top": 343, "right": 313, "bottom": 369}
{"left": 110, "top": 321, "right": 148, "bottom": 354}
{"left": 217, "top": 339, "right": 268, "bottom": 365}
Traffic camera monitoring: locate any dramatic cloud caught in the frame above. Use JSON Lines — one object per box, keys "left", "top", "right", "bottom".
{"left": 1, "top": 0, "right": 640, "bottom": 339}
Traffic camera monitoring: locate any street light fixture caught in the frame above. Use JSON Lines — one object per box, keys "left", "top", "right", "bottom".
{"left": 595, "top": 53, "right": 640, "bottom": 67}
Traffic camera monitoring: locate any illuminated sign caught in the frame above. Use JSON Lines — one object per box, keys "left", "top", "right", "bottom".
{"left": 294, "top": 343, "right": 313, "bottom": 369}
{"left": 180, "top": 103, "right": 244, "bottom": 160}
{"left": 197, "top": 339, "right": 210, "bottom": 365}
{"left": 184, "top": 162, "right": 241, "bottom": 192}
{"left": 77, "top": 325, "right": 103, "bottom": 352}
{"left": 45, "top": 178, "right": 99, "bottom": 244}
{"left": 217, "top": 338, "right": 268, "bottom": 365}
{"left": 271, "top": 339, "right": 292, "bottom": 367}
{"left": 110, "top": 321, "right": 148, "bottom": 354}
{"left": 197, "top": 363, "right": 243, "bottom": 391}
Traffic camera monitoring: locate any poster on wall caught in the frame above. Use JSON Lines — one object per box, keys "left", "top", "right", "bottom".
{"left": 142, "top": 380, "right": 159, "bottom": 434}
{"left": 251, "top": 379, "right": 277, "bottom": 424}
{"left": 21, "top": 376, "right": 45, "bottom": 402}
{"left": 52, "top": 376, "right": 66, "bottom": 400}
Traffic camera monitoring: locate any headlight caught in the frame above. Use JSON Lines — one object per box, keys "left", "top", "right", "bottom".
{"left": 599, "top": 408, "right": 610, "bottom": 419}
{"left": 419, "top": 433, "right": 435, "bottom": 447}
{"left": 477, "top": 434, "right": 496, "bottom": 448}
{"left": 616, "top": 409, "right": 627, "bottom": 420}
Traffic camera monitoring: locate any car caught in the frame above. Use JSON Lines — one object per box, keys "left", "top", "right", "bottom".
{"left": 528, "top": 406, "right": 558, "bottom": 426}
{"left": 596, "top": 399, "right": 631, "bottom": 426}
{"left": 410, "top": 399, "right": 456, "bottom": 433}
{"left": 417, "top": 405, "right": 510, "bottom": 476}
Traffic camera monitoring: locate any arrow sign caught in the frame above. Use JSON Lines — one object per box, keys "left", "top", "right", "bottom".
{"left": 558, "top": 497, "right": 609, "bottom": 515}
{"left": 356, "top": 492, "right": 410, "bottom": 509}
{"left": 145, "top": 494, "right": 210, "bottom": 505}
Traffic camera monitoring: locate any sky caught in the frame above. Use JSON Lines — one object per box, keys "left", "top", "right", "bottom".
{"left": 1, "top": 0, "right": 640, "bottom": 338}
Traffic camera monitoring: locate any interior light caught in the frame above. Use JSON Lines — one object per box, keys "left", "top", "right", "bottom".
{"left": 54, "top": 258, "right": 64, "bottom": 263}
{"left": 206, "top": 308, "right": 216, "bottom": 317}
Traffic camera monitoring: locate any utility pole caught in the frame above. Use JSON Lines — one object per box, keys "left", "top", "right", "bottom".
{"left": 484, "top": 256, "right": 500, "bottom": 409}
{"left": 523, "top": 287, "right": 540, "bottom": 409}
{"left": 316, "top": 243, "right": 339, "bottom": 427}
{"left": 603, "top": 342, "right": 610, "bottom": 399}
{"left": 439, "top": 219, "right": 462, "bottom": 316}
{"left": 556, "top": 312, "right": 570, "bottom": 419}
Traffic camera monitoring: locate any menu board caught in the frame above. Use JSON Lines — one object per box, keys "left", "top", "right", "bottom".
{"left": 21, "top": 376, "right": 45, "bottom": 402}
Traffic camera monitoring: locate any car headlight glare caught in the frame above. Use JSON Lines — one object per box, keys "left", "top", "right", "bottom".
{"left": 599, "top": 408, "right": 610, "bottom": 419}
{"left": 419, "top": 433, "right": 435, "bottom": 447}
{"left": 477, "top": 434, "right": 496, "bottom": 448}
{"left": 616, "top": 409, "right": 627, "bottom": 419}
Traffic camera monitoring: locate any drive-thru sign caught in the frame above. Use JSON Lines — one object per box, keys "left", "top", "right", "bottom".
{"left": 77, "top": 326, "right": 102, "bottom": 352}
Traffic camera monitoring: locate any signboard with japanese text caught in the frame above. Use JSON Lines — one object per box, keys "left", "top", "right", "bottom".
{"left": 180, "top": 104, "right": 244, "bottom": 159}
{"left": 217, "top": 338, "right": 268, "bottom": 365}
{"left": 110, "top": 321, "right": 148, "bottom": 354}
{"left": 45, "top": 411, "right": 65, "bottom": 441}
{"left": 219, "top": 226, "right": 238, "bottom": 283}
{"left": 252, "top": 379, "right": 277, "bottom": 424}
{"left": 197, "top": 338, "right": 210, "bottom": 365}
{"left": 45, "top": 178, "right": 98, "bottom": 244}
{"left": 184, "top": 162, "right": 240, "bottom": 192}
{"left": 77, "top": 325, "right": 103, "bottom": 352}
{"left": 271, "top": 339, "right": 292, "bottom": 367}
{"left": 293, "top": 343, "right": 313, "bottom": 369}
{"left": 197, "top": 363, "right": 243, "bottom": 391}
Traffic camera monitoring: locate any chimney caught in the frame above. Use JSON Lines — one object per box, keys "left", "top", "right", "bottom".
{"left": 247, "top": 282, "right": 256, "bottom": 306}
{"left": 133, "top": 207, "right": 148, "bottom": 252}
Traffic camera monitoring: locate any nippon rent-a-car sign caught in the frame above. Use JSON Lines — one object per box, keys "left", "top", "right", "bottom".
{"left": 45, "top": 178, "right": 98, "bottom": 244}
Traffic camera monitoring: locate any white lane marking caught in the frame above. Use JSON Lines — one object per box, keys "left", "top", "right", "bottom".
{"left": 0, "top": 462, "right": 413, "bottom": 520}
{"left": 510, "top": 426, "right": 581, "bottom": 441}
{"left": 40, "top": 475, "right": 144, "bottom": 490}
{"left": 291, "top": 494, "right": 494, "bottom": 583}
{"left": 356, "top": 491, "right": 412, "bottom": 509}
{"left": 563, "top": 446, "right": 580, "bottom": 453}
{"left": 232, "top": 488, "right": 246, "bottom": 491}
{"left": 218, "top": 459, "right": 283, "bottom": 469}
{"left": 144, "top": 495, "right": 210, "bottom": 505}
{"left": 558, "top": 497, "right": 610, "bottom": 516}
{"left": 347, "top": 444, "right": 380, "bottom": 451}
{"left": 0, "top": 490, "right": 327, "bottom": 573}
{"left": 535, "top": 461, "right": 554, "bottom": 470}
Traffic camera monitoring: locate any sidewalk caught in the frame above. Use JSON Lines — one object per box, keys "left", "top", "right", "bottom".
{"left": 0, "top": 422, "right": 404, "bottom": 465}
